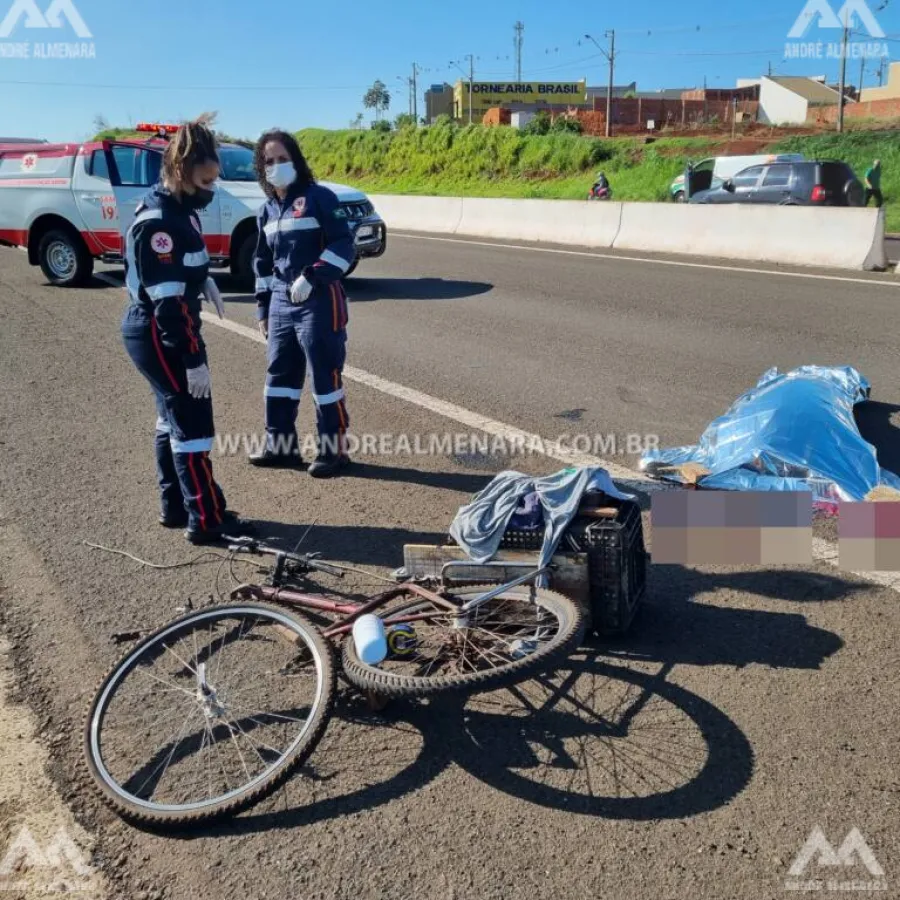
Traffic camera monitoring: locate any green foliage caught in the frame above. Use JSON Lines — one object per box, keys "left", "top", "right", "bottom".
{"left": 371, "top": 119, "right": 392, "bottom": 133}
{"left": 394, "top": 113, "right": 417, "bottom": 129}
{"left": 362, "top": 80, "right": 391, "bottom": 121}
{"left": 551, "top": 116, "right": 583, "bottom": 135}
{"left": 522, "top": 111, "right": 551, "bottom": 136}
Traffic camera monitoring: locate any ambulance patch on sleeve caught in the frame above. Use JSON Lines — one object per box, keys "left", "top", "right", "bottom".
{"left": 292, "top": 197, "right": 307, "bottom": 218}
{"left": 150, "top": 232, "right": 174, "bottom": 255}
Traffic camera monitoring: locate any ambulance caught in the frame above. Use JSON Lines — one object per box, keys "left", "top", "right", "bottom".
{"left": 0, "top": 124, "right": 387, "bottom": 287}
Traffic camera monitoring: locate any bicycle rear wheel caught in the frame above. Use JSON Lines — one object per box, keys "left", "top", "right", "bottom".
{"left": 341, "top": 584, "right": 584, "bottom": 698}
{"left": 84, "top": 602, "right": 335, "bottom": 829}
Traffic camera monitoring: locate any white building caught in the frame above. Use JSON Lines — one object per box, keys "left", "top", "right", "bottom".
{"left": 757, "top": 76, "right": 847, "bottom": 125}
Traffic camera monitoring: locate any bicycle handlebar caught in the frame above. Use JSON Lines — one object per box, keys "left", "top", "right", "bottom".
{"left": 226, "top": 538, "right": 345, "bottom": 578}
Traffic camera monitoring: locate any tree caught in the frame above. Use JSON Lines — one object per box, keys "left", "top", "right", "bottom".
{"left": 522, "top": 110, "right": 551, "bottom": 135}
{"left": 394, "top": 113, "right": 416, "bottom": 129}
{"left": 363, "top": 80, "right": 391, "bottom": 122}
{"left": 92, "top": 114, "right": 110, "bottom": 134}
{"left": 350, "top": 112, "right": 364, "bottom": 130}
{"left": 371, "top": 119, "right": 392, "bottom": 133}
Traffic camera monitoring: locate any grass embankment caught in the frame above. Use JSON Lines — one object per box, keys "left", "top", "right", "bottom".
{"left": 298, "top": 124, "right": 900, "bottom": 231}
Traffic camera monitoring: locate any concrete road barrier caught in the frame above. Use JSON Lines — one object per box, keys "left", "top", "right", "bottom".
{"left": 456, "top": 198, "right": 623, "bottom": 248}
{"left": 370, "top": 195, "right": 463, "bottom": 235}
{"left": 612, "top": 203, "right": 887, "bottom": 271}
{"left": 370, "top": 194, "right": 888, "bottom": 271}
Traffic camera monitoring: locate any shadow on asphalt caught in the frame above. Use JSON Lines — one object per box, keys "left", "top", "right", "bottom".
{"left": 343, "top": 461, "right": 493, "bottom": 494}
{"left": 247, "top": 520, "right": 445, "bottom": 569}
{"left": 855, "top": 400, "right": 900, "bottom": 479}
{"left": 345, "top": 276, "right": 493, "bottom": 302}
{"left": 451, "top": 656, "right": 754, "bottom": 821}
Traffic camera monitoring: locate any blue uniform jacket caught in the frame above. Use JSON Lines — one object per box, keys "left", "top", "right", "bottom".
{"left": 124, "top": 185, "right": 210, "bottom": 370}
{"left": 253, "top": 182, "right": 355, "bottom": 322}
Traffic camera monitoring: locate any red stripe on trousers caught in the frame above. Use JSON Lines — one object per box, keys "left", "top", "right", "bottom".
{"left": 150, "top": 319, "right": 181, "bottom": 392}
{"left": 201, "top": 453, "right": 223, "bottom": 526}
{"left": 186, "top": 454, "right": 209, "bottom": 531}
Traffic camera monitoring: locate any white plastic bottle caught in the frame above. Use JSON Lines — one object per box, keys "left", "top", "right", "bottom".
{"left": 352, "top": 614, "right": 388, "bottom": 665}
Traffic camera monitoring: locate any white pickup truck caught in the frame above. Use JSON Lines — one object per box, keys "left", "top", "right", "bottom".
{"left": 0, "top": 130, "right": 387, "bottom": 287}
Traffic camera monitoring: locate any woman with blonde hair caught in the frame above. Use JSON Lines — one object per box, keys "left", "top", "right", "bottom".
{"left": 120, "top": 115, "right": 254, "bottom": 544}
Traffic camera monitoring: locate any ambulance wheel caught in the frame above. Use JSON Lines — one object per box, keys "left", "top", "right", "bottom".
{"left": 233, "top": 232, "right": 256, "bottom": 291}
{"left": 39, "top": 229, "right": 93, "bottom": 287}
{"left": 673, "top": 191, "right": 686, "bottom": 203}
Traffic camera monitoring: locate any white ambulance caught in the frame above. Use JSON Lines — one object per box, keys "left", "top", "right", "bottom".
{"left": 0, "top": 124, "right": 387, "bottom": 287}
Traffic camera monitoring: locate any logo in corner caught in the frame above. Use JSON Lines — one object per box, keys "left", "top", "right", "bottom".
{"left": 788, "top": 0, "right": 886, "bottom": 39}
{"left": 784, "top": 826, "right": 887, "bottom": 892}
{"left": 0, "top": 0, "right": 92, "bottom": 39}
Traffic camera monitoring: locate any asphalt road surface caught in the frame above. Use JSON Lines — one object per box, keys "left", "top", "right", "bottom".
{"left": 0, "top": 239, "right": 898, "bottom": 900}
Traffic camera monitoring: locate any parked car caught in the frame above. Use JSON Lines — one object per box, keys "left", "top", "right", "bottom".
{"left": 688, "top": 159, "right": 865, "bottom": 207}
{"left": 670, "top": 153, "right": 804, "bottom": 202}
{"left": 0, "top": 125, "right": 386, "bottom": 287}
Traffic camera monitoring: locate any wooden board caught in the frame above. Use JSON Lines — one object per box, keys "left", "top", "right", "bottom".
{"left": 402, "top": 544, "right": 592, "bottom": 626}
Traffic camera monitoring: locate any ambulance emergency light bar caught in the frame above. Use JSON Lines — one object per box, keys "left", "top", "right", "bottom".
{"left": 136, "top": 123, "right": 179, "bottom": 138}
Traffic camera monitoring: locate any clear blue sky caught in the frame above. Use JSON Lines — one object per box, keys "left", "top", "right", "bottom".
{"left": 1, "top": 0, "right": 898, "bottom": 141}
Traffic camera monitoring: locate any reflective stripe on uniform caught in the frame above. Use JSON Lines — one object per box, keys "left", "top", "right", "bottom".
{"left": 313, "top": 388, "right": 345, "bottom": 406}
{"left": 133, "top": 209, "right": 163, "bottom": 227}
{"left": 146, "top": 282, "right": 187, "bottom": 300}
{"left": 170, "top": 436, "right": 214, "bottom": 454}
{"left": 183, "top": 249, "right": 210, "bottom": 266}
{"left": 319, "top": 249, "right": 351, "bottom": 273}
{"left": 264, "top": 218, "right": 320, "bottom": 237}
{"left": 155, "top": 416, "right": 170, "bottom": 434}
{"left": 264, "top": 386, "right": 302, "bottom": 400}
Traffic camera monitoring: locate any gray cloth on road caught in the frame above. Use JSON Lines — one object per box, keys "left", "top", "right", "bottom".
{"left": 449, "top": 467, "right": 636, "bottom": 586}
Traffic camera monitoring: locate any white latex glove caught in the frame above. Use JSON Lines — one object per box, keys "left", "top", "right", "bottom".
{"left": 186, "top": 364, "right": 212, "bottom": 400}
{"left": 289, "top": 275, "right": 314, "bottom": 305}
{"left": 258, "top": 319, "right": 268, "bottom": 339}
{"left": 201, "top": 277, "right": 225, "bottom": 319}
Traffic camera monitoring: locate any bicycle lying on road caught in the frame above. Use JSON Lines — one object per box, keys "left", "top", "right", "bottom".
{"left": 84, "top": 537, "right": 585, "bottom": 828}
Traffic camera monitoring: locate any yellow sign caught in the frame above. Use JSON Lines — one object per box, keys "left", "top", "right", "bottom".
{"left": 453, "top": 80, "right": 588, "bottom": 116}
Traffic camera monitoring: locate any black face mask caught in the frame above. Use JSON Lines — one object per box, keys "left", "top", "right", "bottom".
{"left": 183, "top": 187, "right": 216, "bottom": 210}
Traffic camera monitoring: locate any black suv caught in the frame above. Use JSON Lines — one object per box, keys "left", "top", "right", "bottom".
{"left": 689, "top": 160, "right": 865, "bottom": 207}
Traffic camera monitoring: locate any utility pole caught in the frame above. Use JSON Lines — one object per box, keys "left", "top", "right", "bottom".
{"left": 837, "top": 7, "right": 849, "bottom": 133}
{"left": 859, "top": 57, "right": 866, "bottom": 101}
{"left": 605, "top": 30, "right": 615, "bottom": 138}
{"left": 584, "top": 31, "right": 616, "bottom": 138}
{"left": 467, "top": 53, "right": 474, "bottom": 124}
{"left": 412, "top": 63, "right": 419, "bottom": 123}
{"left": 514, "top": 21, "right": 524, "bottom": 82}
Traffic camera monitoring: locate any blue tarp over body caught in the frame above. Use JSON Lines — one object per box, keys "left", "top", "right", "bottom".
{"left": 639, "top": 366, "right": 900, "bottom": 508}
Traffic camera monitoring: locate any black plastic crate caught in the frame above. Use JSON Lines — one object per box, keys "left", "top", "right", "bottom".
{"left": 567, "top": 501, "right": 647, "bottom": 636}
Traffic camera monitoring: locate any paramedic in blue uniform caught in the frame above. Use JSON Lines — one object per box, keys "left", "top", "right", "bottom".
{"left": 249, "top": 129, "right": 354, "bottom": 478}
{"left": 120, "top": 116, "right": 254, "bottom": 544}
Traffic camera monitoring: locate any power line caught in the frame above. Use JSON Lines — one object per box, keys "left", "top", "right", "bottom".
{"left": 0, "top": 79, "right": 369, "bottom": 91}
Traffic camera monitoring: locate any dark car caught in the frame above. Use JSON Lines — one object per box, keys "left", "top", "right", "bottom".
{"left": 689, "top": 160, "right": 865, "bottom": 207}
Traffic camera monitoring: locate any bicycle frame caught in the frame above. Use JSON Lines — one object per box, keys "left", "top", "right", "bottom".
{"left": 231, "top": 564, "right": 552, "bottom": 642}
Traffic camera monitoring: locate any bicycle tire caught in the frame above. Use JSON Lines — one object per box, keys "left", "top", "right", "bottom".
{"left": 342, "top": 584, "right": 585, "bottom": 699}
{"left": 83, "top": 602, "right": 336, "bottom": 829}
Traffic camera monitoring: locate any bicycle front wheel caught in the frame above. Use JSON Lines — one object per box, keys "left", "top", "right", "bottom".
{"left": 84, "top": 602, "right": 336, "bottom": 829}
{"left": 342, "top": 584, "right": 585, "bottom": 698}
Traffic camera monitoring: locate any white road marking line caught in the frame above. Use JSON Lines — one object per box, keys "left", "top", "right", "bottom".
{"left": 392, "top": 232, "right": 900, "bottom": 289}
{"left": 94, "top": 273, "right": 896, "bottom": 592}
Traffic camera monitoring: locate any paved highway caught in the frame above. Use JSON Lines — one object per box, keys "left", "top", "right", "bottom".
{"left": 0, "top": 239, "right": 897, "bottom": 900}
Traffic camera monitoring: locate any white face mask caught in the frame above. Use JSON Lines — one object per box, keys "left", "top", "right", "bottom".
{"left": 266, "top": 161, "right": 296, "bottom": 189}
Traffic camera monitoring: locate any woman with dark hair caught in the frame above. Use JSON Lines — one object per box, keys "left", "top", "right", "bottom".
{"left": 249, "top": 129, "right": 355, "bottom": 478}
{"left": 120, "top": 114, "right": 254, "bottom": 544}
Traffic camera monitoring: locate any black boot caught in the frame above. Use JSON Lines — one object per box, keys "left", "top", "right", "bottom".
{"left": 308, "top": 455, "right": 351, "bottom": 479}
{"left": 159, "top": 510, "right": 189, "bottom": 529}
{"left": 248, "top": 448, "right": 305, "bottom": 469}
{"left": 185, "top": 512, "right": 257, "bottom": 546}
